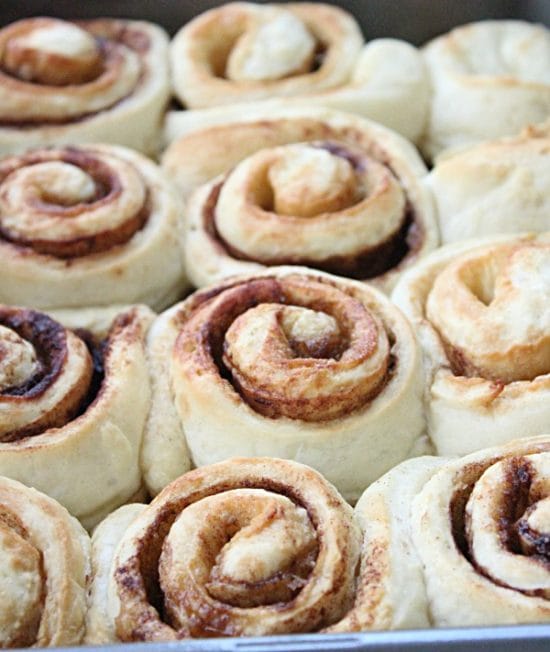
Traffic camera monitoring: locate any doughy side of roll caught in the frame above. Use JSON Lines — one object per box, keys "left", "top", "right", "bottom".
{"left": 0, "top": 303, "right": 154, "bottom": 529}
{"left": 393, "top": 234, "right": 550, "bottom": 456}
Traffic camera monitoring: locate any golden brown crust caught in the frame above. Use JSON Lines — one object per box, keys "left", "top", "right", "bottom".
{"left": 392, "top": 234, "right": 550, "bottom": 456}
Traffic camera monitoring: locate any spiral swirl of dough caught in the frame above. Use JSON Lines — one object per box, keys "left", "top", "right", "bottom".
{"left": 415, "top": 437, "right": 550, "bottom": 625}
{"left": 0, "top": 18, "right": 140, "bottom": 123}
{"left": 0, "top": 476, "right": 90, "bottom": 647}
{"left": 0, "top": 144, "right": 187, "bottom": 310}
{"left": 163, "top": 108, "right": 436, "bottom": 293}
{"left": 329, "top": 436, "right": 550, "bottom": 630}
{"left": 168, "top": 3, "right": 428, "bottom": 143}
{"left": 171, "top": 3, "right": 362, "bottom": 106}
{"left": 393, "top": 234, "right": 550, "bottom": 456}
{"left": 143, "top": 267, "right": 426, "bottom": 501}
{"left": 0, "top": 147, "right": 147, "bottom": 258}
{"left": 0, "top": 18, "right": 170, "bottom": 155}
{"left": 86, "top": 458, "right": 362, "bottom": 642}
{"left": 0, "top": 306, "right": 92, "bottom": 442}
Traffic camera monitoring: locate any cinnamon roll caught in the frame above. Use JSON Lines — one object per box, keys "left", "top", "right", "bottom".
{"left": 343, "top": 436, "right": 550, "bottom": 628}
{"left": 0, "top": 303, "right": 154, "bottom": 529}
{"left": 0, "top": 17, "right": 170, "bottom": 155}
{"left": 142, "top": 267, "right": 427, "bottom": 501}
{"left": 162, "top": 108, "right": 437, "bottom": 294}
{"left": 427, "top": 121, "right": 550, "bottom": 243}
{"left": 392, "top": 234, "right": 550, "bottom": 456}
{"left": 168, "top": 3, "right": 428, "bottom": 143}
{"left": 422, "top": 20, "right": 550, "bottom": 161}
{"left": 0, "top": 475, "right": 90, "bottom": 647}
{"left": 86, "top": 457, "right": 362, "bottom": 642}
{"left": 0, "top": 144, "right": 187, "bottom": 310}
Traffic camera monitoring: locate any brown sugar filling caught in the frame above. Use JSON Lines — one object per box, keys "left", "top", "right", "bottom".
{"left": 175, "top": 275, "right": 394, "bottom": 421}
{"left": 0, "top": 148, "right": 149, "bottom": 258}
{"left": 202, "top": 142, "right": 424, "bottom": 281}
{"left": 115, "top": 480, "right": 322, "bottom": 640}
{"left": 0, "top": 22, "right": 150, "bottom": 128}
{"left": 0, "top": 308, "right": 106, "bottom": 442}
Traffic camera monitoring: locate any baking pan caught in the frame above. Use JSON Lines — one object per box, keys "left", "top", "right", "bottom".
{"left": 1, "top": 0, "right": 549, "bottom": 42}
{"left": 2, "top": 1, "right": 549, "bottom": 650}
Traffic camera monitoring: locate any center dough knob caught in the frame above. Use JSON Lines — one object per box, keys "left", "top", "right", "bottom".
{"left": 226, "top": 9, "right": 315, "bottom": 82}
{"left": 2, "top": 19, "right": 102, "bottom": 85}
{"left": 279, "top": 306, "right": 341, "bottom": 358}
{"left": 14, "top": 161, "right": 96, "bottom": 207}
{"left": 210, "top": 498, "right": 315, "bottom": 586}
{"left": 0, "top": 522, "right": 43, "bottom": 648}
{"left": 269, "top": 146, "right": 358, "bottom": 217}
{"left": 0, "top": 325, "right": 40, "bottom": 391}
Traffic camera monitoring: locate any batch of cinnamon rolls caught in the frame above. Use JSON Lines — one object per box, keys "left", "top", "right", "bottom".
{"left": 0, "top": 2, "right": 549, "bottom": 648}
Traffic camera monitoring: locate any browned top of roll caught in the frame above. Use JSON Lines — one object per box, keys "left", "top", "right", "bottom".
{"left": 0, "top": 17, "right": 151, "bottom": 126}
{"left": 112, "top": 457, "right": 360, "bottom": 640}
{"left": 0, "top": 306, "right": 102, "bottom": 442}
{"left": 172, "top": 271, "right": 392, "bottom": 422}
{"left": 0, "top": 146, "right": 149, "bottom": 258}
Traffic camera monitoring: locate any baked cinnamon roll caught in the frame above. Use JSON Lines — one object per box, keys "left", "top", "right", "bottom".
{"left": 0, "top": 17, "right": 170, "bottom": 155}
{"left": 168, "top": 2, "right": 428, "bottom": 143}
{"left": 422, "top": 20, "right": 550, "bottom": 161}
{"left": 427, "top": 121, "right": 550, "bottom": 243}
{"left": 86, "top": 458, "right": 362, "bottom": 642}
{"left": 0, "top": 144, "right": 187, "bottom": 310}
{"left": 392, "top": 234, "right": 550, "bottom": 456}
{"left": 143, "top": 267, "right": 427, "bottom": 501}
{"left": 162, "top": 108, "right": 437, "bottom": 294}
{"left": 340, "top": 436, "right": 550, "bottom": 628}
{"left": 0, "top": 303, "right": 154, "bottom": 529}
{"left": 0, "top": 475, "right": 90, "bottom": 647}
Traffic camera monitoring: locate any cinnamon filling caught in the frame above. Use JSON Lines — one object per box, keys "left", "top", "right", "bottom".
{"left": 175, "top": 275, "right": 394, "bottom": 421}
{"left": 202, "top": 141, "right": 424, "bottom": 281}
{"left": 0, "top": 308, "right": 106, "bottom": 442}
{"left": 115, "top": 480, "right": 321, "bottom": 640}
{"left": 0, "top": 21, "right": 149, "bottom": 127}
{"left": 0, "top": 148, "right": 150, "bottom": 258}
{"left": 2, "top": 199, "right": 149, "bottom": 259}
{"left": 0, "top": 308, "right": 66, "bottom": 398}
